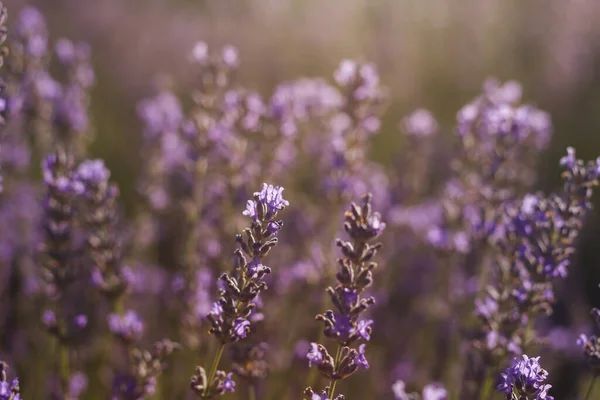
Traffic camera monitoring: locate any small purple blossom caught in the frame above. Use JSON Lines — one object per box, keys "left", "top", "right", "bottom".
{"left": 307, "top": 343, "right": 324, "bottom": 367}
{"left": 108, "top": 310, "right": 144, "bottom": 342}
{"left": 232, "top": 318, "right": 251, "bottom": 340}
{"left": 243, "top": 183, "right": 289, "bottom": 221}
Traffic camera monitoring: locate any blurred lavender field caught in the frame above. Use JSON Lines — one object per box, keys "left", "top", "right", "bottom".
{"left": 2, "top": 1, "right": 600, "bottom": 399}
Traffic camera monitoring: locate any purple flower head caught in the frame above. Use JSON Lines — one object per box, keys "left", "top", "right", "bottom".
{"left": 243, "top": 183, "right": 289, "bottom": 221}
{"left": 401, "top": 109, "right": 438, "bottom": 137}
{"left": 355, "top": 344, "right": 369, "bottom": 369}
{"left": 222, "top": 372, "right": 235, "bottom": 393}
{"left": 246, "top": 257, "right": 269, "bottom": 278}
{"left": 498, "top": 355, "right": 553, "bottom": 400}
{"left": 307, "top": 342, "right": 324, "bottom": 367}
{"left": 356, "top": 319, "right": 373, "bottom": 341}
{"left": 74, "top": 314, "right": 88, "bottom": 328}
{"left": 108, "top": 310, "right": 144, "bottom": 342}
{"left": 232, "top": 318, "right": 251, "bottom": 340}
{"left": 76, "top": 159, "right": 110, "bottom": 185}
{"left": 209, "top": 302, "right": 223, "bottom": 319}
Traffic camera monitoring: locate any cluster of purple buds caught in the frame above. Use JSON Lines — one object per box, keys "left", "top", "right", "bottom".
{"left": 108, "top": 310, "right": 144, "bottom": 344}
{"left": 497, "top": 355, "right": 553, "bottom": 400}
{"left": 0, "top": 362, "right": 19, "bottom": 400}
{"left": 474, "top": 147, "right": 600, "bottom": 362}
{"left": 206, "top": 183, "right": 288, "bottom": 343}
{"left": 430, "top": 80, "right": 552, "bottom": 256}
{"left": 39, "top": 151, "right": 83, "bottom": 292}
{"left": 191, "top": 183, "right": 288, "bottom": 398}
{"left": 76, "top": 159, "right": 128, "bottom": 300}
{"left": 306, "top": 193, "right": 384, "bottom": 396}
{"left": 392, "top": 380, "right": 448, "bottom": 400}
{"left": 112, "top": 339, "right": 179, "bottom": 400}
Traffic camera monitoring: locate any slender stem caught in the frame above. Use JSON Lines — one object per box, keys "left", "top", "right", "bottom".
{"left": 59, "top": 339, "right": 71, "bottom": 400}
{"left": 479, "top": 370, "right": 494, "bottom": 400}
{"left": 202, "top": 344, "right": 225, "bottom": 400}
{"left": 249, "top": 383, "right": 257, "bottom": 400}
{"left": 56, "top": 297, "right": 71, "bottom": 400}
{"left": 585, "top": 375, "right": 598, "bottom": 400}
{"left": 327, "top": 345, "right": 343, "bottom": 399}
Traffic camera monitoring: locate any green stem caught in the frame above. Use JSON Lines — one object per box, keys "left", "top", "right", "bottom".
{"left": 202, "top": 344, "right": 225, "bottom": 400}
{"left": 585, "top": 375, "right": 598, "bottom": 400}
{"left": 327, "top": 345, "right": 343, "bottom": 399}
{"left": 59, "top": 339, "right": 71, "bottom": 400}
{"left": 249, "top": 383, "right": 257, "bottom": 400}
{"left": 479, "top": 370, "right": 494, "bottom": 400}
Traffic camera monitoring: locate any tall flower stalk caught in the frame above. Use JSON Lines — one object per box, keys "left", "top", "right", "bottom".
{"left": 305, "top": 193, "right": 385, "bottom": 399}
{"left": 191, "top": 183, "right": 288, "bottom": 399}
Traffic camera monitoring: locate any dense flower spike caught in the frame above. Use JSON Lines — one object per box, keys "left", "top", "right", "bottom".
{"left": 192, "top": 183, "right": 288, "bottom": 399}
{"left": 77, "top": 159, "right": 128, "bottom": 300}
{"left": 473, "top": 147, "right": 600, "bottom": 364}
{"left": 306, "top": 193, "right": 384, "bottom": 397}
{"left": 497, "top": 355, "right": 554, "bottom": 400}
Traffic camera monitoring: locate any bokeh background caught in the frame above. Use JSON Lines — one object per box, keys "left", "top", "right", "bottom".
{"left": 5, "top": 0, "right": 600, "bottom": 398}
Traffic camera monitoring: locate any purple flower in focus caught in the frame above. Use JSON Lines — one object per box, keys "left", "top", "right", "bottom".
{"left": 243, "top": 183, "right": 289, "bottom": 221}
{"left": 498, "top": 355, "right": 553, "bottom": 400}
{"left": 232, "top": 318, "right": 251, "bottom": 340}
{"left": 222, "top": 372, "right": 236, "bottom": 393}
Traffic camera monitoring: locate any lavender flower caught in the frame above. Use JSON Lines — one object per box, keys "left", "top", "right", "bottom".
{"left": 192, "top": 183, "right": 288, "bottom": 399}
{"left": 497, "top": 355, "right": 553, "bottom": 400}
{"left": 473, "top": 147, "right": 600, "bottom": 364}
{"left": 306, "top": 193, "right": 384, "bottom": 398}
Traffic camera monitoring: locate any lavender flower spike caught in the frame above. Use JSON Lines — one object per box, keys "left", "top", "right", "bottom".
{"left": 192, "top": 183, "right": 288, "bottom": 399}
{"left": 497, "top": 355, "right": 554, "bottom": 400}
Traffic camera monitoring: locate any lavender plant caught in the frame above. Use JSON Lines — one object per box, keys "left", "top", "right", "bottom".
{"left": 305, "top": 193, "right": 385, "bottom": 399}
{"left": 1, "top": 2, "right": 600, "bottom": 399}
{"left": 191, "top": 183, "right": 288, "bottom": 399}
